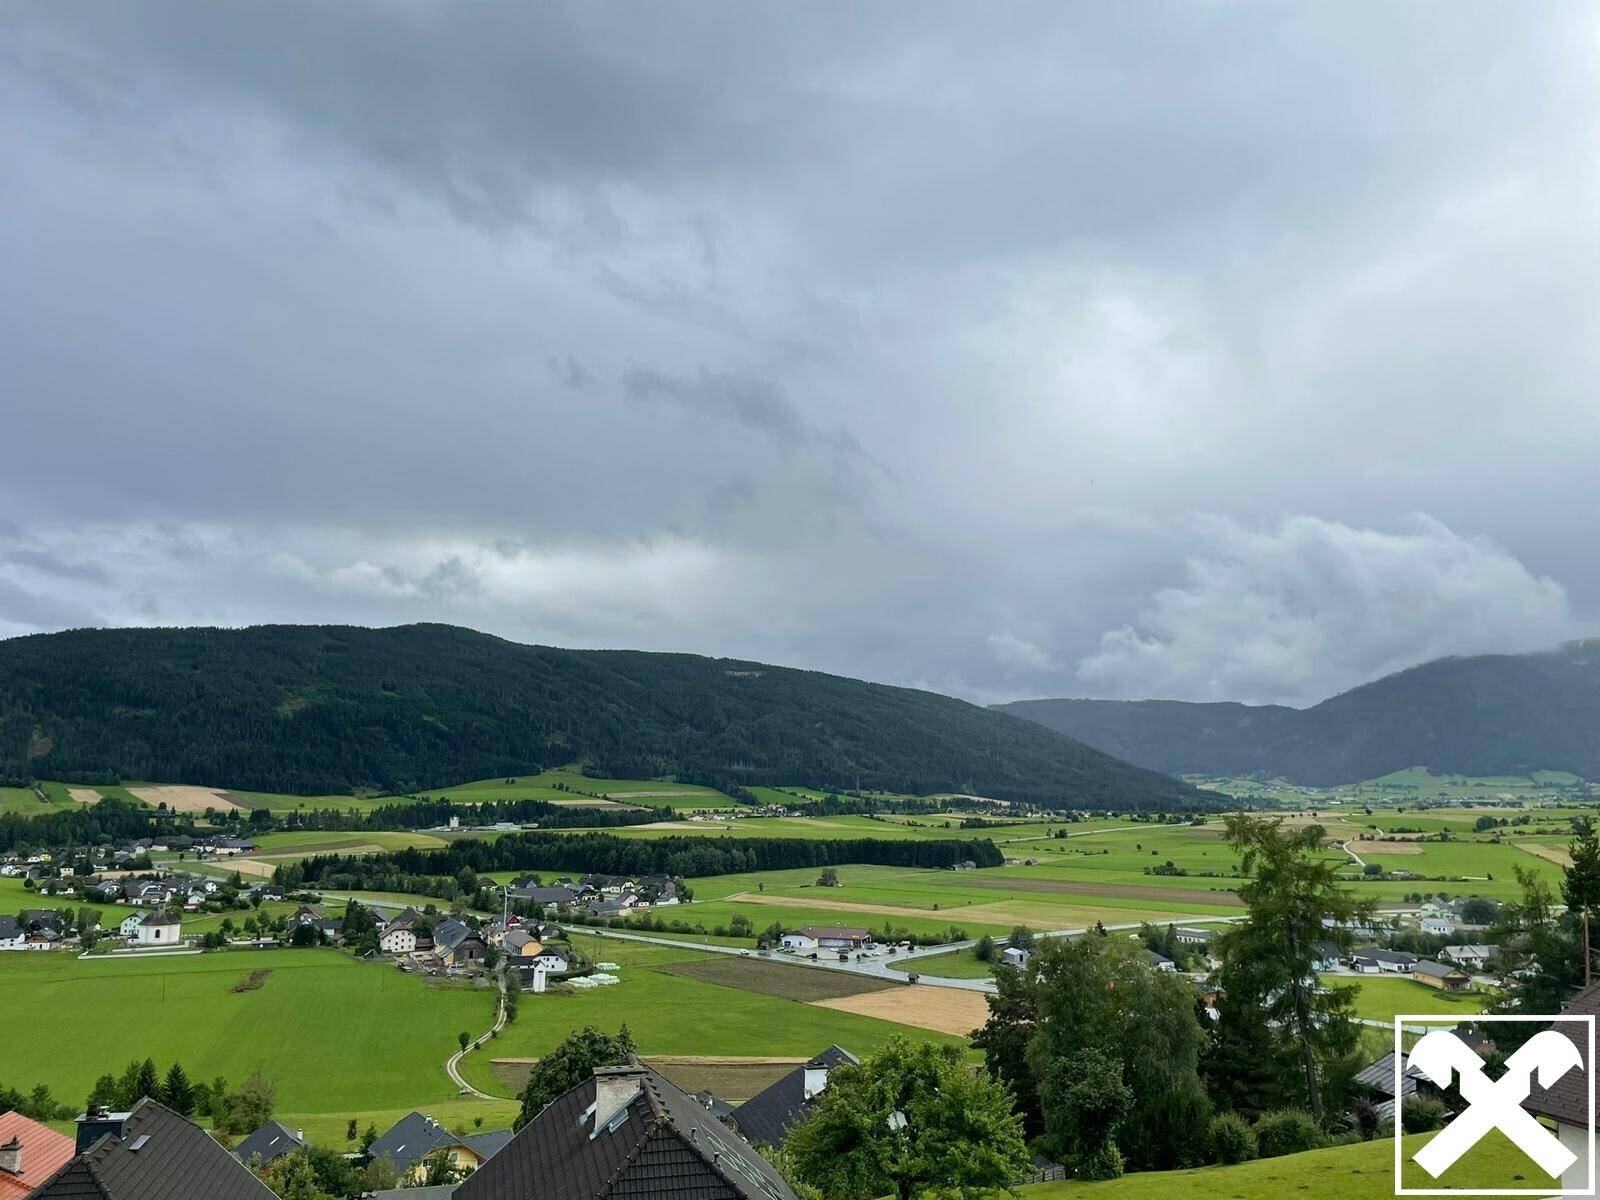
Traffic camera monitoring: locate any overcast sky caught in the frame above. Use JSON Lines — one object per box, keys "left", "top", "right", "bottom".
{"left": 3, "top": 4, "right": 1598, "bottom": 707}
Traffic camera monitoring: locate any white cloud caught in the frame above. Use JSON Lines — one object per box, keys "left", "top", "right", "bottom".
{"left": 986, "top": 631, "right": 1054, "bottom": 673}
{"left": 1076, "top": 514, "right": 1574, "bottom": 706}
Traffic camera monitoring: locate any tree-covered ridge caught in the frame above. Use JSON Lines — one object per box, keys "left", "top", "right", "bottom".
{"left": 997, "top": 639, "right": 1600, "bottom": 785}
{"left": 283, "top": 830, "right": 1006, "bottom": 890}
{"left": 0, "top": 623, "right": 1208, "bottom": 808}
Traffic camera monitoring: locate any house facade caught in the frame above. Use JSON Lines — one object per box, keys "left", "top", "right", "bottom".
{"left": 780, "top": 925, "right": 872, "bottom": 951}
{"left": 134, "top": 912, "right": 182, "bottom": 946}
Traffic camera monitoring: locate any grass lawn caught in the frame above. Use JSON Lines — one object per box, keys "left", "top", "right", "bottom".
{"left": 457, "top": 933, "right": 964, "bottom": 1099}
{"left": 0, "top": 949, "right": 494, "bottom": 1116}
{"left": 887, "top": 947, "right": 996, "bottom": 979}
{"left": 414, "top": 770, "right": 737, "bottom": 812}
{"left": 1021, "top": 1129, "right": 1559, "bottom": 1199}
{"left": 1326, "top": 973, "right": 1490, "bottom": 1021}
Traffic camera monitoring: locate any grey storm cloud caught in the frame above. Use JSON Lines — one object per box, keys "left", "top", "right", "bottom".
{"left": 2, "top": 2, "right": 1599, "bottom": 703}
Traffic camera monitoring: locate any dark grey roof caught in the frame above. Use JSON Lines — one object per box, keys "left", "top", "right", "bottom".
{"left": 28, "top": 1098, "right": 276, "bottom": 1200}
{"left": 0, "top": 915, "right": 20, "bottom": 938}
{"left": 1353, "top": 1052, "right": 1422, "bottom": 1099}
{"left": 233, "top": 1120, "right": 305, "bottom": 1166}
{"left": 730, "top": 1046, "right": 858, "bottom": 1149}
{"left": 511, "top": 885, "right": 580, "bottom": 905}
{"left": 368, "top": 1188, "right": 458, "bottom": 1200}
{"left": 1525, "top": 981, "right": 1600, "bottom": 1126}
{"left": 691, "top": 1092, "right": 738, "bottom": 1121}
{"left": 1352, "top": 947, "right": 1417, "bottom": 964}
{"left": 367, "top": 1111, "right": 461, "bottom": 1175}
{"left": 462, "top": 1129, "right": 514, "bottom": 1162}
{"left": 456, "top": 1061, "right": 796, "bottom": 1200}
{"left": 1413, "top": 960, "right": 1468, "bottom": 980}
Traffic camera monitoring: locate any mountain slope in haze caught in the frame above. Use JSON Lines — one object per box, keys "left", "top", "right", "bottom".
{"left": 0, "top": 624, "right": 1209, "bottom": 807}
{"left": 997, "top": 640, "right": 1600, "bottom": 785}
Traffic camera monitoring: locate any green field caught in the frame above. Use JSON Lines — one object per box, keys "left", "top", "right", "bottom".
{"left": 414, "top": 770, "right": 739, "bottom": 812}
{"left": 1021, "top": 1128, "right": 1559, "bottom": 1199}
{"left": 455, "top": 933, "right": 965, "bottom": 1099}
{"left": 1327, "top": 974, "right": 1491, "bottom": 1021}
{"left": 887, "top": 947, "right": 998, "bottom": 979}
{"left": 0, "top": 949, "right": 492, "bottom": 1118}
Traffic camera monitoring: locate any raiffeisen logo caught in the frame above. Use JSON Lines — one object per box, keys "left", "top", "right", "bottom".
{"left": 1396, "top": 1016, "right": 1595, "bottom": 1196}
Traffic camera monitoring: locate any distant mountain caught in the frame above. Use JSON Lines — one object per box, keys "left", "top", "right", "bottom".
{"left": 996, "top": 640, "right": 1600, "bottom": 785}
{"left": 0, "top": 623, "right": 1210, "bottom": 808}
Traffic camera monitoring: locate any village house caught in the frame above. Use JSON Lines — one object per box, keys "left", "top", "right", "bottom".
{"left": 0, "top": 1110, "right": 76, "bottom": 1198}
{"left": 233, "top": 1121, "right": 307, "bottom": 1168}
{"left": 1441, "top": 944, "right": 1496, "bottom": 971}
{"left": 780, "top": 925, "right": 873, "bottom": 952}
{"left": 20, "top": 911, "right": 64, "bottom": 950}
{"left": 379, "top": 908, "right": 425, "bottom": 954}
{"left": 1412, "top": 960, "right": 1472, "bottom": 991}
{"left": 503, "top": 928, "right": 570, "bottom": 977}
{"left": 454, "top": 1061, "right": 796, "bottom": 1200}
{"left": 1419, "top": 916, "right": 1455, "bottom": 937}
{"left": 366, "top": 1111, "right": 512, "bottom": 1183}
{"left": 1311, "top": 941, "right": 1341, "bottom": 971}
{"left": 1350, "top": 947, "right": 1418, "bottom": 974}
{"left": 118, "top": 913, "right": 146, "bottom": 938}
{"left": 1173, "top": 926, "right": 1216, "bottom": 947}
{"left": 0, "top": 918, "right": 23, "bottom": 953}
{"left": 28, "top": 1100, "right": 275, "bottom": 1199}
{"left": 731, "top": 1046, "right": 857, "bottom": 1148}
{"left": 1523, "top": 979, "right": 1600, "bottom": 1193}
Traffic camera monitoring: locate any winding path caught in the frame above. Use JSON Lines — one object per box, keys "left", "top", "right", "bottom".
{"left": 445, "top": 966, "right": 509, "bottom": 1099}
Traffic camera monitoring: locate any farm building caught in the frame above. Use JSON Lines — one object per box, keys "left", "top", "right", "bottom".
{"left": 1174, "top": 926, "right": 1215, "bottom": 946}
{"left": 780, "top": 925, "right": 872, "bottom": 951}
{"left": 455, "top": 1061, "right": 796, "bottom": 1200}
{"left": 1002, "top": 946, "right": 1031, "bottom": 969}
{"left": 1412, "top": 960, "right": 1471, "bottom": 991}
{"left": 434, "top": 918, "right": 487, "bottom": 968}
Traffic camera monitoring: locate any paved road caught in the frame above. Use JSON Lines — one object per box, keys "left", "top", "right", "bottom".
{"left": 556, "top": 914, "right": 1250, "bottom": 995}
{"left": 446, "top": 967, "right": 508, "bottom": 1099}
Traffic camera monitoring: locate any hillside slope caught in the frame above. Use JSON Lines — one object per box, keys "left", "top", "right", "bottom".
{"left": 0, "top": 624, "right": 1207, "bottom": 807}
{"left": 998, "top": 640, "right": 1600, "bottom": 785}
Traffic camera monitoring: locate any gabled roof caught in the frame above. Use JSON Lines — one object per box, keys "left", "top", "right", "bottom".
{"left": 27, "top": 1099, "right": 275, "bottom": 1200}
{"left": 1413, "top": 960, "right": 1469, "bottom": 980}
{"left": 730, "top": 1046, "right": 858, "bottom": 1150}
{"left": 0, "top": 1110, "right": 75, "bottom": 1197}
{"left": 1352, "top": 947, "right": 1417, "bottom": 964}
{"left": 0, "top": 917, "right": 20, "bottom": 940}
{"left": 232, "top": 1120, "right": 305, "bottom": 1166}
{"left": 1526, "top": 981, "right": 1600, "bottom": 1126}
{"left": 1353, "top": 1052, "right": 1422, "bottom": 1099}
{"left": 141, "top": 912, "right": 181, "bottom": 927}
{"left": 456, "top": 1062, "right": 796, "bottom": 1200}
{"left": 367, "top": 1111, "right": 503, "bottom": 1175}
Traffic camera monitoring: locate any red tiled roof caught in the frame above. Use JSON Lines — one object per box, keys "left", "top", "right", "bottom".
{"left": 0, "top": 1111, "right": 75, "bottom": 1195}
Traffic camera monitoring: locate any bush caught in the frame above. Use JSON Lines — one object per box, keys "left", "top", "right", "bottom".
{"left": 1401, "top": 1097, "right": 1450, "bottom": 1134}
{"left": 1208, "top": 1112, "right": 1257, "bottom": 1164}
{"left": 1254, "top": 1109, "right": 1323, "bottom": 1159}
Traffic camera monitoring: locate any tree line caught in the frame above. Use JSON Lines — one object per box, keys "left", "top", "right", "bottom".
{"left": 279, "top": 830, "right": 1005, "bottom": 891}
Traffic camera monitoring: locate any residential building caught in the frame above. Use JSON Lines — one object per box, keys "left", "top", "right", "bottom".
{"left": 233, "top": 1121, "right": 306, "bottom": 1167}
{"left": 366, "top": 1111, "right": 511, "bottom": 1183}
{"left": 1311, "top": 941, "right": 1341, "bottom": 971}
{"left": 731, "top": 1046, "right": 857, "bottom": 1148}
{"left": 1523, "top": 978, "right": 1600, "bottom": 1193}
{"left": 779, "top": 926, "right": 872, "bottom": 952}
{"left": 1173, "top": 926, "right": 1215, "bottom": 946}
{"left": 0, "top": 1110, "right": 75, "bottom": 1197}
{"left": 1350, "top": 947, "right": 1417, "bottom": 974}
{"left": 380, "top": 908, "right": 424, "bottom": 955}
{"left": 1002, "top": 946, "right": 1031, "bottom": 969}
{"left": 117, "top": 914, "right": 145, "bottom": 939}
{"left": 1412, "top": 960, "right": 1471, "bottom": 991}
{"left": 0, "top": 918, "right": 23, "bottom": 953}
{"left": 1419, "top": 917, "right": 1455, "bottom": 937}
{"left": 455, "top": 1060, "right": 797, "bottom": 1200}
{"left": 1442, "top": 944, "right": 1496, "bottom": 971}
{"left": 1141, "top": 948, "right": 1176, "bottom": 972}
{"left": 27, "top": 1099, "right": 275, "bottom": 1199}
{"left": 134, "top": 912, "right": 182, "bottom": 947}
{"left": 434, "top": 918, "right": 487, "bottom": 968}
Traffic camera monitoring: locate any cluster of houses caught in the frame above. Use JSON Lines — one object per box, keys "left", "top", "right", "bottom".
{"left": 505, "top": 871, "right": 680, "bottom": 919}
{"left": 0, "top": 834, "right": 257, "bottom": 882}
{"left": 0, "top": 1046, "right": 817, "bottom": 1199}
{"left": 375, "top": 907, "right": 574, "bottom": 988}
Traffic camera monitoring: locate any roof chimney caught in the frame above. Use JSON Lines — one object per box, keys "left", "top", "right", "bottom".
{"left": 0, "top": 1137, "right": 21, "bottom": 1177}
{"left": 592, "top": 1063, "right": 645, "bottom": 1135}
{"left": 76, "top": 1108, "right": 130, "bottom": 1154}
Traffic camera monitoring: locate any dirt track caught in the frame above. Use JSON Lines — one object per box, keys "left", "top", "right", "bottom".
{"left": 812, "top": 984, "right": 991, "bottom": 1036}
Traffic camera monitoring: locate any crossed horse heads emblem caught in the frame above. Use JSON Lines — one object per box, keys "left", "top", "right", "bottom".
{"left": 1407, "top": 1029, "right": 1584, "bottom": 1180}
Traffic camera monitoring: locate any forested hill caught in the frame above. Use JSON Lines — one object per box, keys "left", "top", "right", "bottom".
{"left": 0, "top": 624, "right": 1209, "bottom": 808}
{"left": 997, "top": 639, "right": 1600, "bottom": 785}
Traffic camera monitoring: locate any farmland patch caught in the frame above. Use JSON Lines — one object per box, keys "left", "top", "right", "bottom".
{"left": 948, "top": 876, "right": 1244, "bottom": 908}
{"left": 654, "top": 956, "right": 900, "bottom": 1002}
{"left": 129, "top": 784, "right": 242, "bottom": 812}
{"left": 812, "top": 985, "right": 991, "bottom": 1037}
{"left": 1517, "top": 842, "right": 1572, "bottom": 867}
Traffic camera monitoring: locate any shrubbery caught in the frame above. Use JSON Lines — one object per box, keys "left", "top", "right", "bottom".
{"left": 1254, "top": 1108, "right": 1323, "bottom": 1158}
{"left": 1208, "top": 1112, "right": 1257, "bottom": 1164}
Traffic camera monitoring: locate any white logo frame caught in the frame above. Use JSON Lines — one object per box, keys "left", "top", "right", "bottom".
{"left": 1394, "top": 1013, "right": 1595, "bottom": 1197}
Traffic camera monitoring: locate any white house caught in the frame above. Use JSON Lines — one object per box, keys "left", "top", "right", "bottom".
{"left": 1002, "top": 946, "right": 1032, "bottom": 969}
{"left": 119, "top": 913, "right": 147, "bottom": 938}
{"left": 1419, "top": 917, "right": 1455, "bottom": 936}
{"left": 1442, "top": 944, "right": 1495, "bottom": 971}
{"left": 779, "top": 926, "right": 872, "bottom": 952}
{"left": 0, "top": 916, "right": 24, "bottom": 951}
{"left": 135, "top": 912, "right": 182, "bottom": 946}
{"left": 379, "top": 909, "right": 423, "bottom": 955}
